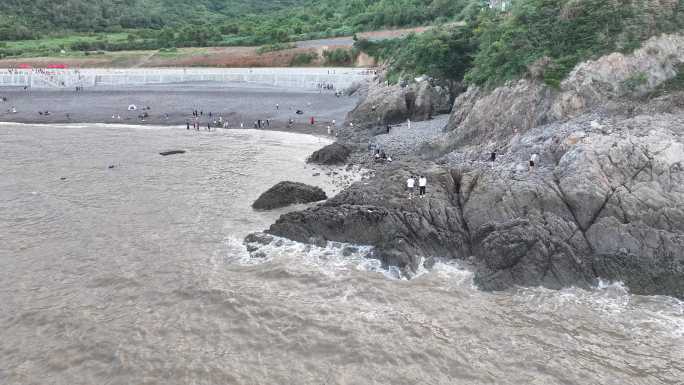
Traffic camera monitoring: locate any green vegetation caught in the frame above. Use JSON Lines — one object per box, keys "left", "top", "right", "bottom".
{"left": 290, "top": 52, "right": 318, "bottom": 66}
{"left": 648, "top": 64, "right": 684, "bottom": 98}
{"left": 0, "top": 0, "right": 479, "bottom": 58}
{"left": 356, "top": 26, "right": 476, "bottom": 86}
{"left": 357, "top": 0, "right": 684, "bottom": 88}
{"left": 322, "top": 48, "right": 354, "bottom": 66}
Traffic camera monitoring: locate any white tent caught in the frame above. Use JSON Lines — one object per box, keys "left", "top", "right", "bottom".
{"left": 127, "top": 104, "right": 137, "bottom": 111}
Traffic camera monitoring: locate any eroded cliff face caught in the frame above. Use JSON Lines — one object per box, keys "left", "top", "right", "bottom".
{"left": 345, "top": 79, "right": 452, "bottom": 130}
{"left": 258, "top": 34, "right": 684, "bottom": 298}
{"left": 443, "top": 34, "right": 684, "bottom": 149}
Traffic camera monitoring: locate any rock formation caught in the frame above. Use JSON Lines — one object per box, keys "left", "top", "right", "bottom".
{"left": 307, "top": 142, "right": 352, "bottom": 165}
{"left": 259, "top": 33, "right": 684, "bottom": 299}
{"left": 252, "top": 182, "right": 327, "bottom": 210}
{"left": 346, "top": 79, "right": 452, "bottom": 129}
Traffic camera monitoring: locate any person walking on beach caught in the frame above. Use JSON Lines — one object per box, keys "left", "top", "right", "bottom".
{"left": 310, "top": 116, "right": 315, "bottom": 125}
{"left": 207, "top": 122, "right": 211, "bottom": 131}
{"left": 407, "top": 176, "right": 416, "bottom": 200}
{"left": 187, "top": 121, "right": 190, "bottom": 130}
{"left": 276, "top": 103, "right": 279, "bottom": 110}
{"left": 419, "top": 176, "right": 427, "bottom": 198}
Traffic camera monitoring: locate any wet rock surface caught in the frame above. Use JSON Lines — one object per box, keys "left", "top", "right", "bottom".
{"left": 269, "top": 112, "right": 684, "bottom": 298}
{"left": 261, "top": 34, "right": 684, "bottom": 298}
{"left": 252, "top": 181, "right": 327, "bottom": 210}
{"left": 307, "top": 142, "right": 351, "bottom": 165}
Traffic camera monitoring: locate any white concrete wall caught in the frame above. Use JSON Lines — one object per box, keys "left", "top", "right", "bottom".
{"left": 0, "top": 67, "right": 374, "bottom": 90}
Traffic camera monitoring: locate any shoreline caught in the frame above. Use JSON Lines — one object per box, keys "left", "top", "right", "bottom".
{"left": 0, "top": 118, "right": 340, "bottom": 139}
{"left": 0, "top": 82, "right": 358, "bottom": 139}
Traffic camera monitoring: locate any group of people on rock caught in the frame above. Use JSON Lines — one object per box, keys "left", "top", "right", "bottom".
{"left": 489, "top": 148, "right": 541, "bottom": 170}
{"left": 406, "top": 175, "right": 427, "bottom": 200}
{"left": 368, "top": 142, "right": 392, "bottom": 163}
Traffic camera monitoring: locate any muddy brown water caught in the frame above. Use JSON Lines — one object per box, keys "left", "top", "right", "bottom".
{"left": 0, "top": 123, "right": 682, "bottom": 385}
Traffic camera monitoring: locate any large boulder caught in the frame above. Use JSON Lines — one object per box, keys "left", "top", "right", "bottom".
{"left": 346, "top": 79, "right": 453, "bottom": 129}
{"left": 307, "top": 142, "right": 351, "bottom": 165}
{"left": 252, "top": 181, "right": 327, "bottom": 210}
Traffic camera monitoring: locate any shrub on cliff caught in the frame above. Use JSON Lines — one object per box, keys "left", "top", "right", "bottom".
{"left": 465, "top": 0, "right": 684, "bottom": 87}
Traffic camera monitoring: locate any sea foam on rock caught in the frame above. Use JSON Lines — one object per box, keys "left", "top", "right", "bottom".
{"left": 261, "top": 34, "right": 684, "bottom": 299}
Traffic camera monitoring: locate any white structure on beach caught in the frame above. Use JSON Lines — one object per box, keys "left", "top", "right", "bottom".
{"left": 0, "top": 67, "right": 374, "bottom": 90}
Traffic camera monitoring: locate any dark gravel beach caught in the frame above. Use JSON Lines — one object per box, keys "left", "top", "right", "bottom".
{"left": 0, "top": 82, "right": 357, "bottom": 136}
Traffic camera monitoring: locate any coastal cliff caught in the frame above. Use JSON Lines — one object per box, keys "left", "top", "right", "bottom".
{"left": 259, "top": 34, "right": 684, "bottom": 298}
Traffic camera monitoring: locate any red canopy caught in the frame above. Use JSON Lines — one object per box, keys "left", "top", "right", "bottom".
{"left": 18, "top": 64, "right": 32, "bottom": 69}
{"left": 47, "top": 64, "right": 68, "bottom": 69}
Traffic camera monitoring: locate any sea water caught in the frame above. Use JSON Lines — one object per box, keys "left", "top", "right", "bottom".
{"left": 0, "top": 124, "right": 682, "bottom": 385}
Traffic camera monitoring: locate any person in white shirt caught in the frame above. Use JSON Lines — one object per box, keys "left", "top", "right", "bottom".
{"left": 418, "top": 176, "right": 427, "bottom": 198}
{"left": 406, "top": 176, "right": 416, "bottom": 200}
{"left": 529, "top": 153, "right": 539, "bottom": 169}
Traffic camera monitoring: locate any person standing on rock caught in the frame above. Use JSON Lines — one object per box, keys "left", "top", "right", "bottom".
{"left": 529, "top": 153, "right": 539, "bottom": 169}
{"left": 490, "top": 149, "right": 497, "bottom": 162}
{"left": 407, "top": 176, "right": 416, "bottom": 200}
{"left": 419, "top": 176, "right": 427, "bottom": 198}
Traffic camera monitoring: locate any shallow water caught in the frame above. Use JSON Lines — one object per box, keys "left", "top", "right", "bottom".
{"left": 0, "top": 124, "right": 682, "bottom": 385}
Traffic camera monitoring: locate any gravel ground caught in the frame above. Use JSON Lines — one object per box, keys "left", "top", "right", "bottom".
{"left": 348, "top": 114, "right": 450, "bottom": 166}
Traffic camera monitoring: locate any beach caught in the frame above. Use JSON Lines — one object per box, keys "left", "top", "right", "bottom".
{"left": 0, "top": 82, "right": 357, "bottom": 136}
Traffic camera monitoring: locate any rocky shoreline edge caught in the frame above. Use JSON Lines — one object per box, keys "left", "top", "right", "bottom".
{"left": 249, "top": 34, "right": 684, "bottom": 299}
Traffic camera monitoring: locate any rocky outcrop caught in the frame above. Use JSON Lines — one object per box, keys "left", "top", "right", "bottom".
{"left": 307, "top": 142, "right": 351, "bottom": 165}
{"left": 443, "top": 34, "right": 684, "bottom": 150}
{"left": 261, "top": 34, "right": 684, "bottom": 299}
{"left": 445, "top": 80, "right": 558, "bottom": 148}
{"left": 252, "top": 181, "right": 327, "bottom": 210}
{"left": 269, "top": 113, "right": 684, "bottom": 298}
{"left": 346, "top": 79, "right": 452, "bottom": 129}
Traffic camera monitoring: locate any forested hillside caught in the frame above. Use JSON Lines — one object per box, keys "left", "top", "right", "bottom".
{"left": 359, "top": 0, "right": 684, "bottom": 88}
{"left": 0, "top": 0, "right": 479, "bottom": 41}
